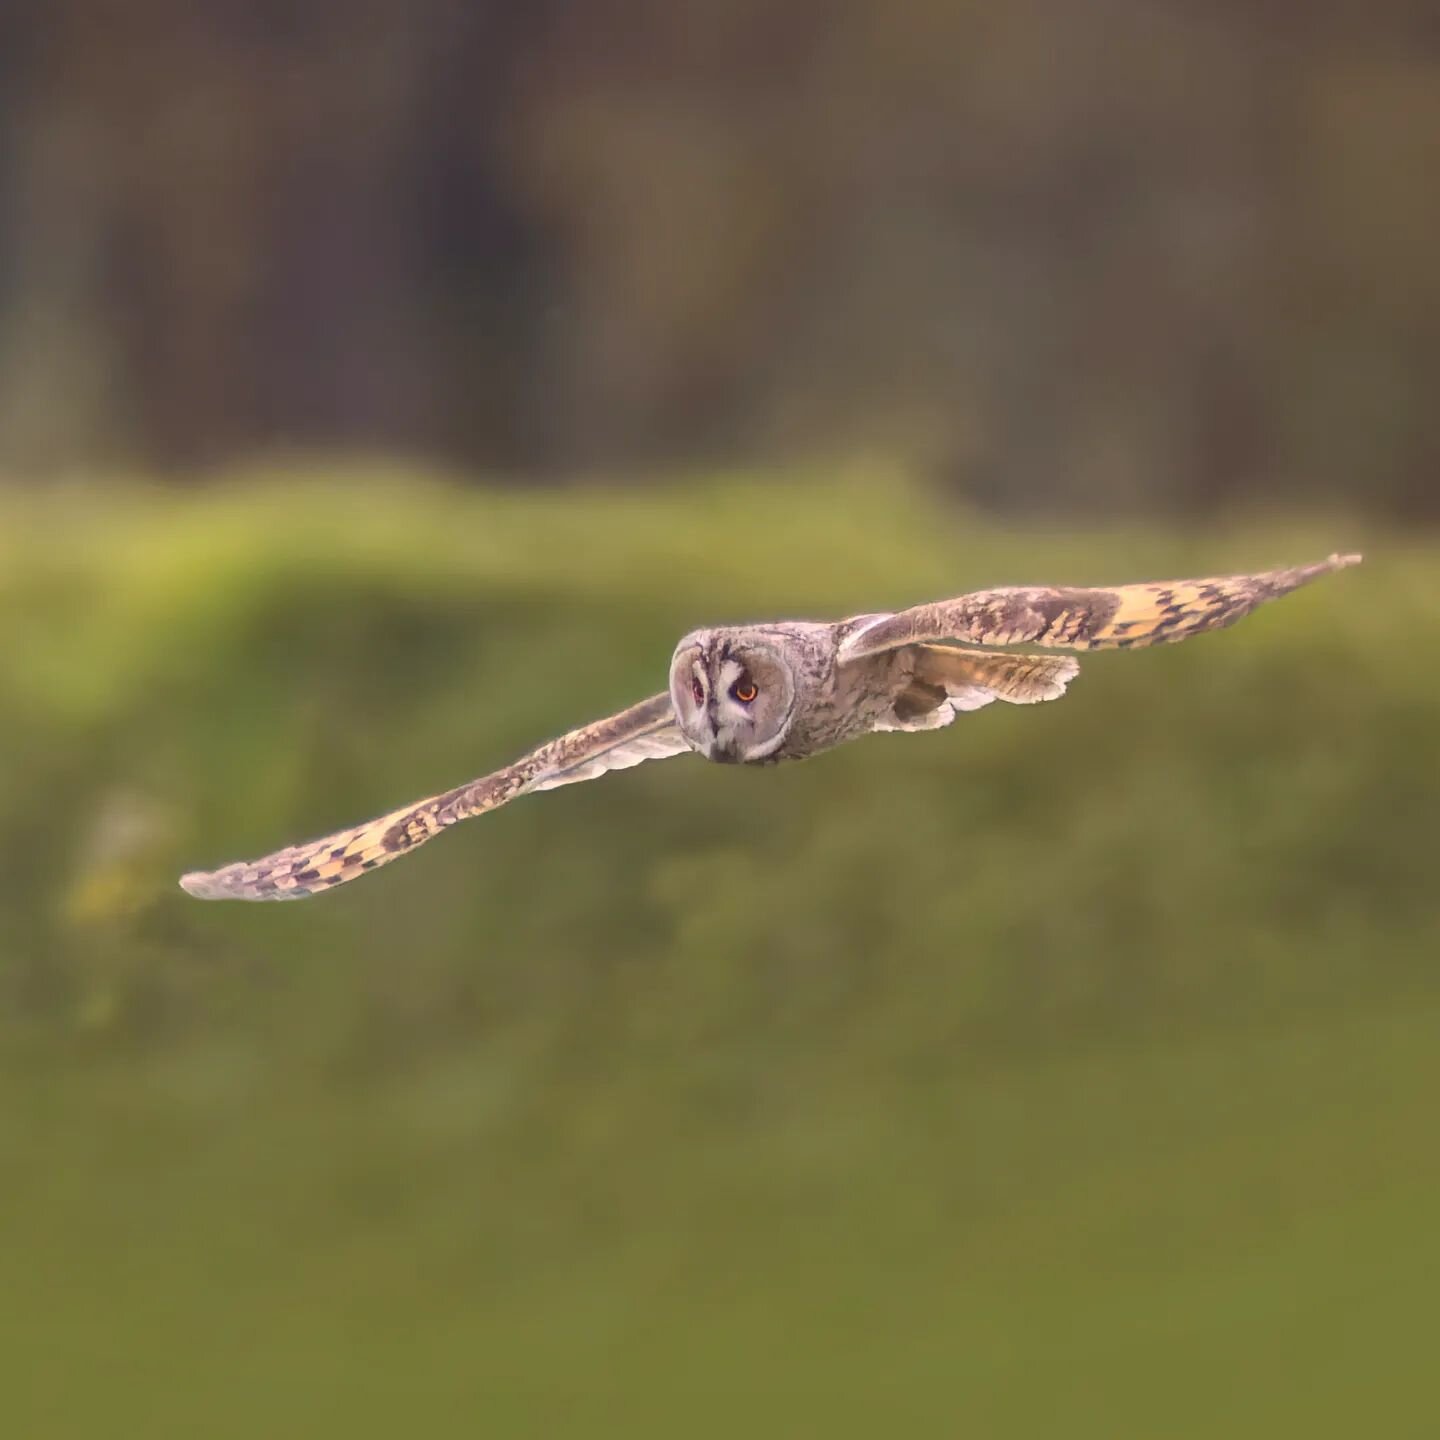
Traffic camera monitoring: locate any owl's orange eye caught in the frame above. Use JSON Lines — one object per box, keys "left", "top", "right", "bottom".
{"left": 732, "top": 678, "right": 758, "bottom": 704}
{"left": 691, "top": 678, "right": 705, "bottom": 705}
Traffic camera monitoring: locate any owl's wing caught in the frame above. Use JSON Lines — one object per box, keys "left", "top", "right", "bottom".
{"left": 179, "top": 693, "right": 689, "bottom": 902}
{"left": 876, "top": 647, "right": 1080, "bottom": 731}
{"left": 837, "top": 553, "right": 1361, "bottom": 662}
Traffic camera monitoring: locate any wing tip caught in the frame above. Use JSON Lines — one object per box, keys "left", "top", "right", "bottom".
{"left": 178, "top": 868, "right": 229, "bottom": 900}
{"left": 179, "top": 866, "right": 312, "bottom": 901}
{"left": 1293, "top": 552, "right": 1361, "bottom": 589}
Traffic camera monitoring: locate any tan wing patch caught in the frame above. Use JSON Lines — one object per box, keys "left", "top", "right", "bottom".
{"left": 180, "top": 694, "right": 687, "bottom": 901}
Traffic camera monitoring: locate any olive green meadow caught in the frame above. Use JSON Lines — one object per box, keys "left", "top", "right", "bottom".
{"left": 1, "top": 469, "right": 1436, "bottom": 1436}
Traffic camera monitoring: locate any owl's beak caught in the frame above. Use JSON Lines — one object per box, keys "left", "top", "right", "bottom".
{"left": 707, "top": 739, "right": 741, "bottom": 764}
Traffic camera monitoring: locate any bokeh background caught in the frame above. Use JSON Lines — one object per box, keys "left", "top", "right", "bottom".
{"left": 2, "top": 5, "right": 1438, "bottom": 1436}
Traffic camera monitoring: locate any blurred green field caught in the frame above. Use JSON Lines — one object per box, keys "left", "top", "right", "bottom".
{"left": 1, "top": 468, "right": 1437, "bottom": 1437}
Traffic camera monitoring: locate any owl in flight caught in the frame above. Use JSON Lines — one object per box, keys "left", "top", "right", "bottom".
{"left": 181, "top": 553, "right": 1359, "bottom": 901}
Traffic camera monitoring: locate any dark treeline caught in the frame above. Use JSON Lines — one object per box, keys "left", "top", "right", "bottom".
{"left": 1, "top": 1, "right": 1436, "bottom": 517}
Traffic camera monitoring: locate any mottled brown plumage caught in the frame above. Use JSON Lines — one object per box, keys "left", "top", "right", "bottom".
{"left": 180, "top": 694, "right": 684, "bottom": 900}
{"left": 836, "top": 554, "right": 1360, "bottom": 659}
{"left": 181, "top": 553, "right": 1358, "bottom": 901}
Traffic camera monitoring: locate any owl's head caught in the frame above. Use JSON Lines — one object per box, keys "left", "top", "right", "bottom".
{"left": 669, "top": 629, "right": 798, "bottom": 763}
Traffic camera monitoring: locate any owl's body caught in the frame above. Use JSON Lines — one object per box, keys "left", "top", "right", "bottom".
{"left": 668, "top": 619, "right": 1084, "bottom": 765}
{"left": 181, "top": 553, "right": 1360, "bottom": 902}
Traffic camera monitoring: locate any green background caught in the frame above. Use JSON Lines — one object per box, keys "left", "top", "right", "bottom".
{"left": 2, "top": 471, "right": 1436, "bottom": 1436}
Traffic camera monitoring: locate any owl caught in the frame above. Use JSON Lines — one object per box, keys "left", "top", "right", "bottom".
{"left": 181, "top": 552, "right": 1359, "bottom": 901}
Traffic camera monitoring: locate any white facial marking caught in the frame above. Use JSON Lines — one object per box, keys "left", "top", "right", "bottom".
{"left": 718, "top": 658, "right": 750, "bottom": 697}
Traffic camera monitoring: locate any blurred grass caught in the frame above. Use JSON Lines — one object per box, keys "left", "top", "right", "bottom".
{"left": 0, "top": 466, "right": 1436, "bottom": 1437}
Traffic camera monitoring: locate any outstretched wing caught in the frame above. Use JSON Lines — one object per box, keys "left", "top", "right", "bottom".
{"left": 179, "top": 693, "right": 689, "bottom": 901}
{"left": 838, "top": 554, "right": 1361, "bottom": 662}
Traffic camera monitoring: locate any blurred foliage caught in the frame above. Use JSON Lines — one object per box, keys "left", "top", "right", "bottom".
{"left": 0, "top": 469, "right": 1436, "bottom": 1435}
{"left": 1, "top": 3, "right": 1438, "bottom": 517}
